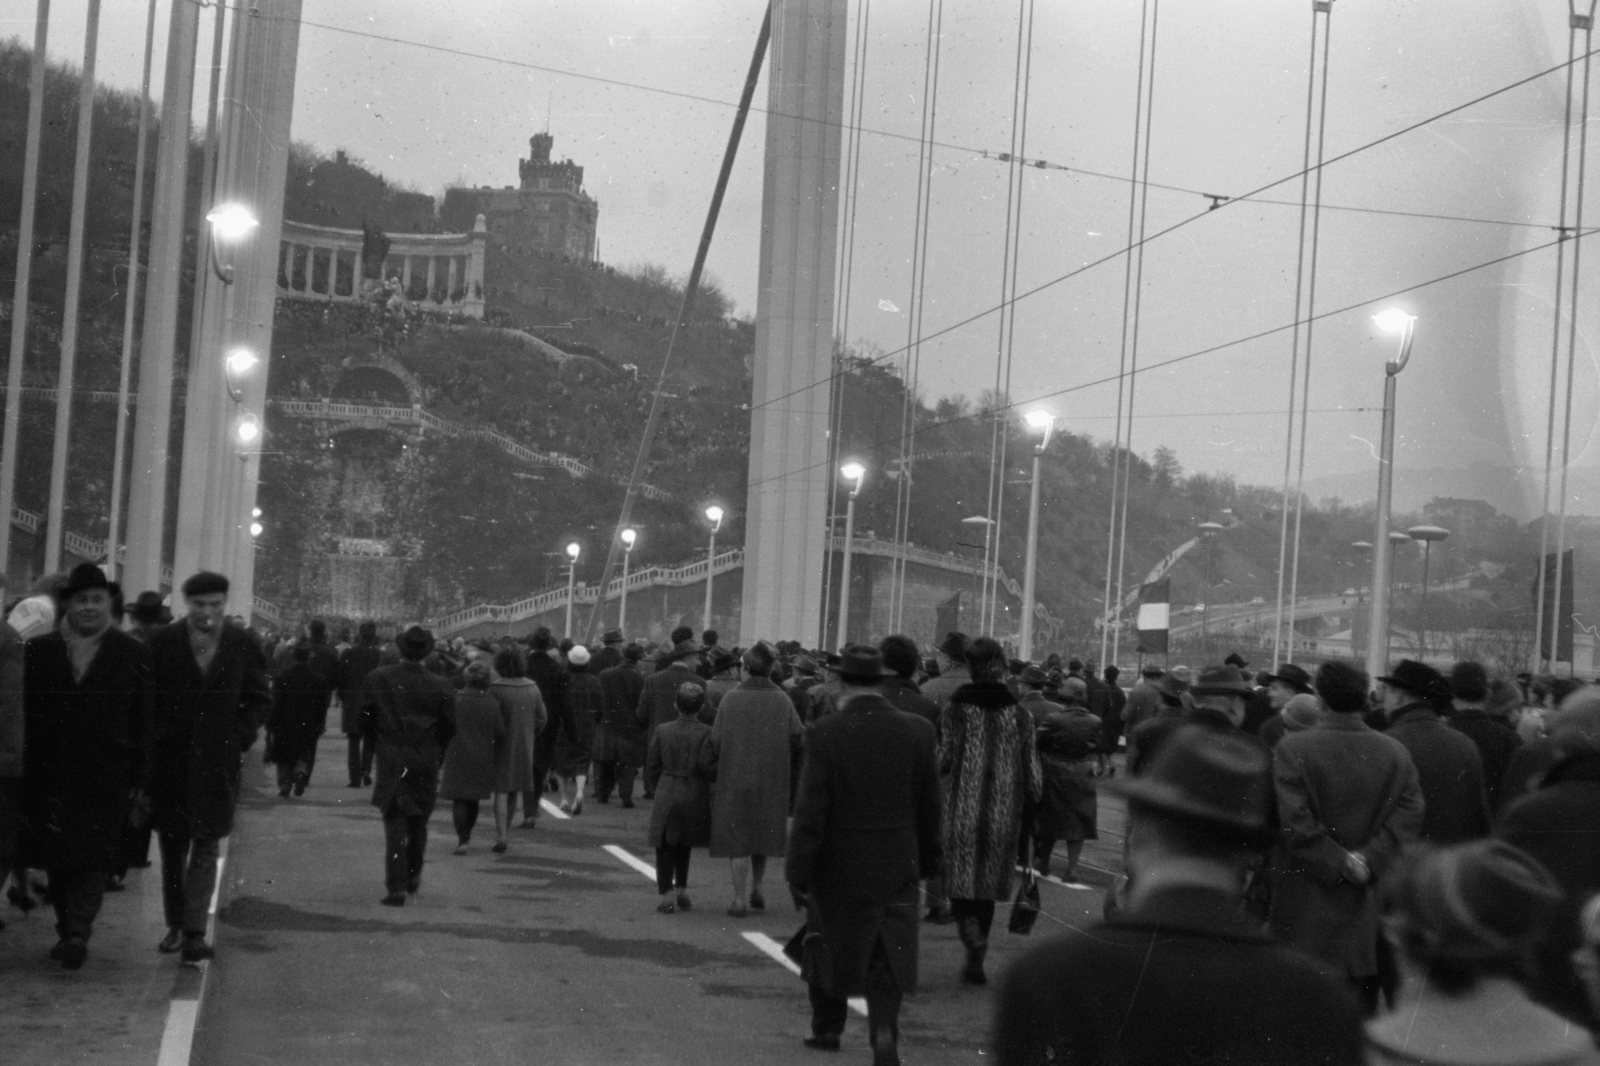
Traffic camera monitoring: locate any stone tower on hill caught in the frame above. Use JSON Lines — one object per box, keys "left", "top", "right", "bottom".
{"left": 441, "top": 133, "right": 598, "bottom": 261}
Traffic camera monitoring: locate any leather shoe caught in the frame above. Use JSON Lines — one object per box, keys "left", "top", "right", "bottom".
{"left": 656, "top": 898, "right": 676, "bottom": 914}
{"left": 57, "top": 937, "right": 88, "bottom": 970}
{"left": 749, "top": 890, "right": 766, "bottom": 912}
{"left": 157, "top": 928, "right": 183, "bottom": 953}
{"left": 675, "top": 892, "right": 692, "bottom": 911}
{"left": 491, "top": 841, "right": 507, "bottom": 854}
{"left": 380, "top": 893, "right": 406, "bottom": 907}
{"left": 180, "top": 935, "right": 215, "bottom": 964}
{"left": 621, "top": 798, "right": 635, "bottom": 809}
{"left": 803, "top": 1035, "right": 841, "bottom": 1052}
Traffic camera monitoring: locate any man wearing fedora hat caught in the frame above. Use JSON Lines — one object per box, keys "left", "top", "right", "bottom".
{"left": 1378, "top": 659, "right": 1490, "bottom": 844}
{"left": 1257, "top": 663, "right": 1315, "bottom": 749}
{"left": 996, "top": 724, "right": 1365, "bottom": 1065}
{"left": 590, "top": 627, "right": 626, "bottom": 675}
{"left": 147, "top": 570, "right": 271, "bottom": 963}
{"left": 788, "top": 645, "right": 942, "bottom": 1066}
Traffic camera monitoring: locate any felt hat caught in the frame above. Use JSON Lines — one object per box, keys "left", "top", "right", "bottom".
{"left": 1110, "top": 724, "right": 1274, "bottom": 844}
{"left": 601, "top": 628, "right": 625, "bottom": 645}
{"left": 1190, "top": 664, "right": 1255, "bottom": 698}
{"left": 1378, "top": 659, "right": 1448, "bottom": 701}
{"left": 397, "top": 625, "right": 434, "bottom": 658}
{"left": 937, "top": 631, "right": 970, "bottom": 660}
{"left": 1224, "top": 652, "right": 1250, "bottom": 669}
{"left": 1389, "top": 839, "right": 1564, "bottom": 965}
{"left": 1262, "top": 663, "right": 1314, "bottom": 694}
{"left": 128, "top": 590, "right": 167, "bottom": 623}
{"left": 1282, "top": 693, "right": 1324, "bottom": 732}
{"left": 827, "top": 644, "right": 893, "bottom": 684}
{"left": 1139, "top": 663, "right": 1165, "bottom": 679}
{"left": 1449, "top": 661, "right": 1490, "bottom": 702}
{"left": 1019, "top": 665, "right": 1050, "bottom": 687}
{"left": 59, "top": 563, "right": 111, "bottom": 602}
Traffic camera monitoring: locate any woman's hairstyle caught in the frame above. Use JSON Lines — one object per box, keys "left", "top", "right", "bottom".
{"left": 1381, "top": 840, "right": 1563, "bottom": 996}
{"left": 493, "top": 646, "right": 528, "bottom": 679}
{"left": 463, "top": 659, "right": 493, "bottom": 690}
{"left": 964, "top": 636, "right": 1007, "bottom": 682}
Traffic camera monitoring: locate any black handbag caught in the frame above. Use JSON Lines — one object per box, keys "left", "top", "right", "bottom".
{"left": 1009, "top": 867, "right": 1042, "bottom": 935}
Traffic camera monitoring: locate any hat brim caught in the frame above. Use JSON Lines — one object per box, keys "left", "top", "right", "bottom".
{"left": 1261, "top": 674, "right": 1312, "bottom": 694}
{"left": 827, "top": 663, "right": 895, "bottom": 681}
{"left": 1189, "top": 683, "right": 1255, "bottom": 698}
{"left": 1107, "top": 777, "right": 1273, "bottom": 844}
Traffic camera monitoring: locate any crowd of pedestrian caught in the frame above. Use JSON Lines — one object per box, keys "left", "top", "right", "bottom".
{"left": 7, "top": 570, "right": 1600, "bottom": 1065}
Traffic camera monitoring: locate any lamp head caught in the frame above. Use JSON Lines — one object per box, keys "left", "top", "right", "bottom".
{"left": 621, "top": 528, "right": 637, "bottom": 549}
{"left": 249, "top": 521, "right": 264, "bottom": 538}
{"left": 840, "top": 461, "right": 866, "bottom": 484}
{"left": 704, "top": 505, "right": 724, "bottom": 530}
{"left": 1373, "top": 308, "right": 1415, "bottom": 334}
{"left": 566, "top": 541, "right": 581, "bottom": 561}
{"left": 206, "top": 203, "right": 259, "bottom": 242}
{"left": 235, "top": 414, "right": 260, "bottom": 445}
{"left": 225, "top": 348, "right": 258, "bottom": 376}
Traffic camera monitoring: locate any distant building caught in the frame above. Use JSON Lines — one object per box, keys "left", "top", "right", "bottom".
{"left": 1423, "top": 497, "right": 1500, "bottom": 539}
{"left": 441, "top": 133, "right": 598, "bottom": 262}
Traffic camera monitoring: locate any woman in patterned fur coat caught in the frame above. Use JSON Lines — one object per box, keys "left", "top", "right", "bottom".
{"left": 938, "top": 636, "right": 1042, "bottom": 986}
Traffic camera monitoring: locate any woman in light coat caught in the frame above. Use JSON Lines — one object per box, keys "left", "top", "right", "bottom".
{"left": 490, "top": 646, "right": 545, "bottom": 852}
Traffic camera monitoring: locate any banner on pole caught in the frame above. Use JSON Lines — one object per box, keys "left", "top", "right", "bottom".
{"left": 1136, "top": 577, "right": 1171, "bottom": 655}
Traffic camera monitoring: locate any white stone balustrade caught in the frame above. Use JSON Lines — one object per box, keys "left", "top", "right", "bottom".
{"left": 278, "top": 216, "right": 488, "bottom": 319}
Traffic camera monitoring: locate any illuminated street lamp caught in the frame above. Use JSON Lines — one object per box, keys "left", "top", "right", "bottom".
{"left": 224, "top": 347, "right": 258, "bottom": 402}
{"left": 1364, "top": 309, "right": 1416, "bottom": 682}
{"left": 703, "top": 505, "right": 724, "bottom": 630}
{"left": 564, "top": 541, "right": 581, "bottom": 638}
{"left": 836, "top": 462, "right": 867, "bottom": 648}
{"left": 1019, "top": 410, "right": 1056, "bottom": 661}
{"left": 204, "top": 202, "right": 258, "bottom": 283}
{"left": 235, "top": 412, "right": 261, "bottom": 454}
{"left": 619, "top": 527, "right": 637, "bottom": 636}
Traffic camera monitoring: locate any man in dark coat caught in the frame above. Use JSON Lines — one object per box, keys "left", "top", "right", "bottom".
{"left": 595, "top": 643, "right": 648, "bottom": 806}
{"left": 787, "top": 645, "right": 942, "bottom": 1066}
{"left": 1446, "top": 660, "right": 1521, "bottom": 811}
{"left": 335, "top": 621, "right": 383, "bottom": 788}
{"left": 636, "top": 627, "right": 705, "bottom": 798}
{"left": 995, "top": 724, "right": 1365, "bottom": 1066}
{"left": 1097, "top": 664, "right": 1126, "bottom": 774}
{"left": 147, "top": 571, "right": 270, "bottom": 963}
{"left": 19, "top": 564, "right": 153, "bottom": 969}
{"left": 525, "top": 626, "right": 567, "bottom": 797}
{"left": 1379, "top": 659, "right": 1490, "bottom": 844}
{"left": 0, "top": 582, "right": 24, "bottom": 912}
{"left": 877, "top": 635, "right": 938, "bottom": 732}
{"left": 1495, "top": 690, "right": 1600, "bottom": 1024}
{"left": 304, "top": 618, "right": 339, "bottom": 687}
{"left": 362, "top": 625, "right": 456, "bottom": 906}
{"left": 589, "top": 627, "right": 625, "bottom": 675}
{"left": 1256, "top": 662, "right": 1315, "bottom": 750}
{"left": 268, "top": 643, "right": 334, "bottom": 798}
{"left": 1270, "top": 659, "right": 1423, "bottom": 1013}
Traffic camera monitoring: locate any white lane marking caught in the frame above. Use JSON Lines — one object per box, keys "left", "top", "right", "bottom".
{"left": 155, "top": 1000, "right": 199, "bottom": 1066}
{"left": 743, "top": 932, "right": 868, "bottom": 1016}
{"left": 1015, "top": 862, "right": 1112, "bottom": 888}
{"left": 602, "top": 844, "right": 658, "bottom": 881}
{"left": 208, "top": 838, "right": 230, "bottom": 921}
{"left": 540, "top": 798, "right": 571, "bottom": 820}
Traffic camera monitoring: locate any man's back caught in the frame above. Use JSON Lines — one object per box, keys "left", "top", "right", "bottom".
{"left": 598, "top": 664, "right": 645, "bottom": 732}
{"left": 995, "top": 885, "right": 1363, "bottom": 1066}
{"left": 1449, "top": 708, "right": 1521, "bottom": 810}
{"left": 1387, "top": 706, "right": 1490, "bottom": 843}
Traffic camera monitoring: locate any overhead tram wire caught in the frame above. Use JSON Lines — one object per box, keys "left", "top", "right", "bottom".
{"left": 1100, "top": 0, "right": 1155, "bottom": 667}
{"left": 1550, "top": 0, "right": 1598, "bottom": 676}
{"left": 1285, "top": 4, "right": 1336, "bottom": 668}
{"left": 888, "top": 0, "right": 944, "bottom": 634}
{"left": 739, "top": 225, "right": 1599, "bottom": 501}
{"left": 1111, "top": 0, "right": 1161, "bottom": 668}
{"left": 819, "top": 0, "right": 872, "bottom": 648}
{"left": 744, "top": 39, "right": 1600, "bottom": 427}
{"left": 1273, "top": 0, "right": 1333, "bottom": 668}
{"left": 1535, "top": 3, "right": 1593, "bottom": 671}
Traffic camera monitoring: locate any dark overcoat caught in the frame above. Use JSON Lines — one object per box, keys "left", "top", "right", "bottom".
{"left": 994, "top": 885, "right": 1365, "bottom": 1066}
{"left": 708, "top": 676, "right": 804, "bottom": 858}
{"left": 526, "top": 651, "right": 567, "bottom": 772}
{"left": 1269, "top": 713, "right": 1423, "bottom": 980}
{"left": 148, "top": 621, "right": 271, "bottom": 839}
{"left": 363, "top": 661, "right": 457, "bottom": 816}
{"left": 440, "top": 689, "right": 505, "bottom": 802}
{"left": 637, "top": 660, "right": 704, "bottom": 736}
{"left": 597, "top": 662, "right": 646, "bottom": 764}
{"left": 1035, "top": 708, "right": 1101, "bottom": 843}
{"left": 1386, "top": 703, "right": 1490, "bottom": 844}
{"left": 1449, "top": 707, "right": 1521, "bottom": 811}
{"left": 335, "top": 640, "right": 383, "bottom": 734}
{"left": 268, "top": 661, "right": 333, "bottom": 767}
{"left": 560, "top": 666, "right": 602, "bottom": 775}
{"left": 786, "top": 692, "right": 942, "bottom": 997}
{"left": 20, "top": 628, "right": 153, "bottom": 871}
{"left": 1496, "top": 751, "right": 1600, "bottom": 1025}
{"left": 588, "top": 644, "right": 623, "bottom": 675}
{"left": 644, "top": 714, "right": 714, "bottom": 847}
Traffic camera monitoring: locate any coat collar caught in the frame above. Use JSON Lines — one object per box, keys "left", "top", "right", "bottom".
{"left": 1390, "top": 702, "right": 1441, "bottom": 727}
{"left": 1315, "top": 712, "right": 1372, "bottom": 731}
{"left": 1112, "top": 883, "right": 1269, "bottom": 942}
{"left": 1366, "top": 977, "right": 1593, "bottom": 1066}
{"left": 950, "top": 681, "right": 1018, "bottom": 709}
{"left": 738, "top": 675, "right": 780, "bottom": 691}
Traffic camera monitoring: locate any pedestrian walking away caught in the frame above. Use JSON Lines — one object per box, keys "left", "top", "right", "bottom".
{"left": 440, "top": 660, "right": 504, "bottom": 855}
{"left": 335, "top": 621, "right": 384, "bottom": 788}
{"left": 267, "top": 642, "right": 333, "bottom": 798}
{"left": 644, "top": 683, "right": 716, "bottom": 913}
{"left": 489, "top": 645, "right": 546, "bottom": 849}
{"left": 595, "top": 642, "right": 647, "bottom": 806}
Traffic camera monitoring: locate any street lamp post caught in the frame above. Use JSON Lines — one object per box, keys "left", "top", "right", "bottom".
{"left": 1364, "top": 309, "right": 1416, "bottom": 682}
{"left": 619, "top": 527, "right": 637, "bottom": 636}
{"left": 1198, "top": 521, "right": 1227, "bottom": 658}
{"left": 702, "top": 505, "right": 724, "bottom": 630}
{"left": 564, "top": 541, "right": 581, "bottom": 638}
{"left": 961, "top": 515, "right": 996, "bottom": 632}
{"left": 836, "top": 462, "right": 866, "bottom": 648}
{"left": 1407, "top": 524, "right": 1450, "bottom": 615}
{"left": 1019, "top": 411, "right": 1056, "bottom": 662}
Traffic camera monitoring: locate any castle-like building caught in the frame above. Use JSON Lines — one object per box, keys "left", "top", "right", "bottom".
{"left": 441, "top": 133, "right": 598, "bottom": 261}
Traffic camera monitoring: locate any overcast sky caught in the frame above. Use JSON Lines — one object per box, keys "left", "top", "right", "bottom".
{"left": 3, "top": 1, "right": 1595, "bottom": 517}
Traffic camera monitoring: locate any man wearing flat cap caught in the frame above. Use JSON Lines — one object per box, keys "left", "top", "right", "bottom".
{"left": 362, "top": 625, "right": 456, "bottom": 906}
{"left": 996, "top": 724, "right": 1364, "bottom": 1065}
{"left": 1378, "top": 659, "right": 1489, "bottom": 844}
{"left": 147, "top": 570, "right": 271, "bottom": 963}
{"left": 787, "top": 645, "right": 942, "bottom": 1066}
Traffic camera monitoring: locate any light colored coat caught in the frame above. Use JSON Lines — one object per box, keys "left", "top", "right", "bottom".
{"left": 708, "top": 677, "right": 804, "bottom": 858}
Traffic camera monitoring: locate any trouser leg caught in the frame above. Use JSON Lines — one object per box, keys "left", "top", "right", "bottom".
{"left": 182, "top": 836, "right": 221, "bottom": 935}
{"left": 158, "top": 831, "right": 189, "bottom": 930}
{"left": 1033, "top": 836, "right": 1056, "bottom": 876}
{"left": 49, "top": 868, "right": 105, "bottom": 942}
{"left": 616, "top": 761, "right": 638, "bottom": 803}
{"left": 383, "top": 813, "right": 409, "bottom": 895}
{"left": 864, "top": 937, "right": 903, "bottom": 1055}
{"left": 276, "top": 761, "right": 294, "bottom": 793}
{"left": 594, "top": 760, "right": 615, "bottom": 801}
{"left": 360, "top": 732, "right": 376, "bottom": 779}
{"left": 347, "top": 734, "right": 363, "bottom": 785}
{"left": 675, "top": 845, "right": 691, "bottom": 889}
{"left": 522, "top": 789, "right": 542, "bottom": 820}
{"left": 809, "top": 981, "right": 849, "bottom": 1039}
{"left": 453, "top": 801, "right": 479, "bottom": 843}
{"left": 301, "top": 735, "right": 319, "bottom": 782}
{"left": 655, "top": 847, "right": 676, "bottom": 894}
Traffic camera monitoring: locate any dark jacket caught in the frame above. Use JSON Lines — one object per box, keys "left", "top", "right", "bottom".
{"left": 0, "top": 620, "right": 24, "bottom": 780}
{"left": 20, "top": 628, "right": 153, "bottom": 870}
{"left": 335, "top": 640, "right": 384, "bottom": 734}
{"left": 363, "top": 661, "right": 457, "bottom": 817}
{"left": 589, "top": 644, "right": 624, "bottom": 675}
{"left": 268, "top": 661, "right": 333, "bottom": 765}
{"left": 597, "top": 662, "right": 647, "bottom": 764}
{"left": 1386, "top": 703, "right": 1490, "bottom": 844}
{"left": 1496, "top": 751, "right": 1600, "bottom": 1025}
{"left": 879, "top": 675, "right": 939, "bottom": 733}
{"left": 994, "top": 884, "right": 1365, "bottom": 1066}
{"left": 637, "top": 660, "right": 704, "bottom": 735}
{"left": 526, "top": 650, "right": 567, "bottom": 770}
{"left": 644, "top": 713, "right": 715, "bottom": 847}
{"left": 560, "top": 666, "right": 602, "bottom": 773}
{"left": 306, "top": 639, "right": 339, "bottom": 689}
{"left": 1448, "top": 707, "right": 1521, "bottom": 811}
{"left": 148, "top": 621, "right": 271, "bottom": 839}
{"left": 1100, "top": 679, "right": 1127, "bottom": 752}
{"left": 787, "top": 692, "right": 942, "bottom": 997}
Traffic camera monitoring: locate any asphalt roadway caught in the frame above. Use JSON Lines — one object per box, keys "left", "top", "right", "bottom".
{"left": 6, "top": 728, "right": 1131, "bottom": 1066}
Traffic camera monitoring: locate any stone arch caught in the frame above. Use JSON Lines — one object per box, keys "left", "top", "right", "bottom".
{"left": 331, "top": 355, "right": 422, "bottom": 406}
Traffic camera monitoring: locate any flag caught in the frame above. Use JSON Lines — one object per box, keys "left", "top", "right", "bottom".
{"left": 1534, "top": 549, "right": 1575, "bottom": 663}
{"left": 1136, "top": 577, "right": 1171, "bottom": 655}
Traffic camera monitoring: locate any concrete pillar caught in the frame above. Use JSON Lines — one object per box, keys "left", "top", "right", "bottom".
{"left": 737, "top": 0, "right": 847, "bottom": 646}
{"left": 123, "top": 0, "right": 200, "bottom": 596}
